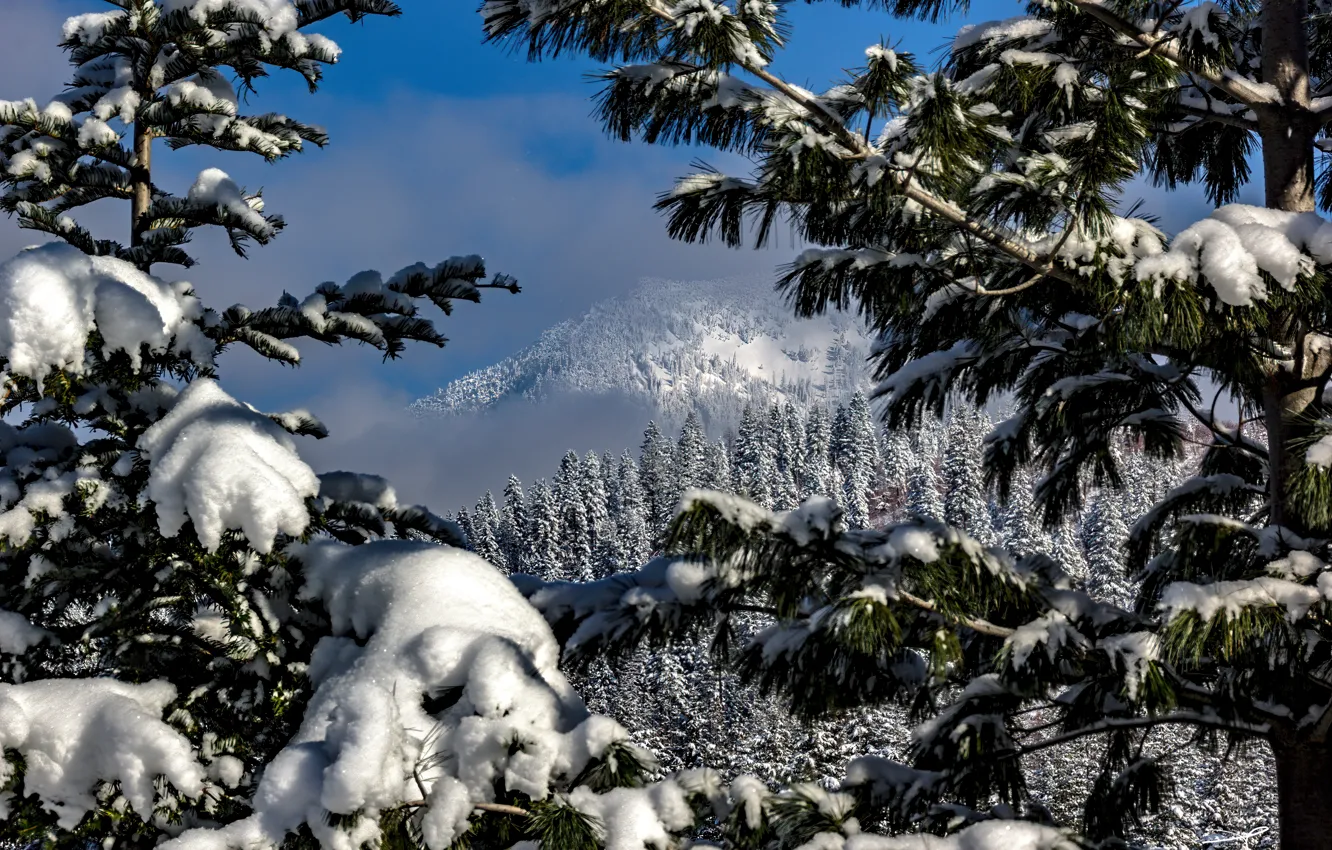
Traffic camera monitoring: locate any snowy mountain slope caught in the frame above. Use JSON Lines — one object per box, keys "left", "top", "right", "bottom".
{"left": 410, "top": 276, "right": 880, "bottom": 432}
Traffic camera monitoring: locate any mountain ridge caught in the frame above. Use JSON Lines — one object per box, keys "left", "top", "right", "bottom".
{"left": 409, "top": 275, "right": 880, "bottom": 434}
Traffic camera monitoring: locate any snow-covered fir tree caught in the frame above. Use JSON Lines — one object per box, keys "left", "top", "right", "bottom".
{"left": 470, "top": 490, "right": 505, "bottom": 569}
{"left": 831, "top": 392, "right": 880, "bottom": 527}
{"left": 1082, "top": 490, "right": 1136, "bottom": 609}
{"left": 523, "top": 477, "right": 563, "bottom": 580}
{"left": 768, "top": 404, "right": 800, "bottom": 510}
{"left": 499, "top": 474, "right": 527, "bottom": 571}
{"left": 905, "top": 460, "right": 945, "bottom": 523}
{"left": 732, "top": 404, "right": 775, "bottom": 508}
{"left": 674, "top": 409, "right": 708, "bottom": 498}
{"left": 942, "top": 405, "right": 996, "bottom": 544}
{"left": 615, "top": 451, "right": 651, "bottom": 568}
{"left": 553, "top": 450, "right": 594, "bottom": 581}
{"left": 581, "top": 450, "right": 616, "bottom": 578}
{"left": 800, "top": 405, "right": 836, "bottom": 499}
{"left": 702, "top": 438, "right": 732, "bottom": 492}
{"left": 638, "top": 420, "right": 676, "bottom": 537}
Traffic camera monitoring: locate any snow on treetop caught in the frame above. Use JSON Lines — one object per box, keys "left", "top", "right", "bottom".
{"left": 137, "top": 379, "right": 319, "bottom": 553}
{"left": 0, "top": 243, "right": 208, "bottom": 381}
{"left": 165, "top": 539, "right": 636, "bottom": 850}
{"left": 1135, "top": 204, "right": 1332, "bottom": 306}
{"left": 64, "top": 1, "right": 340, "bottom": 59}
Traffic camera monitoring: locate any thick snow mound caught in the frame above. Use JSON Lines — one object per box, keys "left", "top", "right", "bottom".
{"left": 0, "top": 243, "right": 208, "bottom": 380}
{"left": 137, "top": 379, "right": 319, "bottom": 553}
{"left": 0, "top": 679, "right": 205, "bottom": 828}
{"left": 1136, "top": 204, "right": 1332, "bottom": 306}
{"left": 164, "top": 540, "right": 632, "bottom": 850}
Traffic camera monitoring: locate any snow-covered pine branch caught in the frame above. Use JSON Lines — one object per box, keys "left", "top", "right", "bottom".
{"left": 1, "top": 0, "right": 405, "bottom": 270}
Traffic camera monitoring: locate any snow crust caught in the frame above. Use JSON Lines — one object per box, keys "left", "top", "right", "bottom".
{"left": 137, "top": 379, "right": 319, "bottom": 553}
{"left": 0, "top": 679, "right": 205, "bottom": 828}
{"left": 165, "top": 539, "right": 631, "bottom": 850}
{"left": 0, "top": 243, "right": 208, "bottom": 381}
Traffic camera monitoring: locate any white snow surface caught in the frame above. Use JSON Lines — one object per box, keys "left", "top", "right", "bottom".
{"left": 164, "top": 539, "right": 629, "bottom": 850}
{"left": 0, "top": 243, "right": 208, "bottom": 381}
{"left": 1136, "top": 204, "right": 1332, "bottom": 306}
{"left": 0, "top": 679, "right": 205, "bottom": 828}
{"left": 137, "top": 379, "right": 319, "bottom": 553}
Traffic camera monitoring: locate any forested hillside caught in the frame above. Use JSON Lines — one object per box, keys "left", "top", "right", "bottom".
{"left": 448, "top": 399, "right": 1278, "bottom": 848}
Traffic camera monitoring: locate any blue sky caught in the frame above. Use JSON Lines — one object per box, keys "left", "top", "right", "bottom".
{"left": 0, "top": 0, "right": 1222, "bottom": 508}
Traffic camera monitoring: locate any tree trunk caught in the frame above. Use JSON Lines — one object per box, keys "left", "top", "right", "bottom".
{"left": 1258, "top": 0, "right": 1319, "bottom": 532}
{"left": 130, "top": 119, "right": 153, "bottom": 262}
{"left": 1273, "top": 739, "right": 1332, "bottom": 850}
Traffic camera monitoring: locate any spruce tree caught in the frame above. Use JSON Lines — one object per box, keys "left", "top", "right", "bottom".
{"left": 470, "top": 491, "right": 506, "bottom": 569}
{"left": 500, "top": 474, "right": 528, "bottom": 571}
{"left": 614, "top": 450, "right": 651, "bottom": 568}
{"left": 781, "top": 402, "right": 807, "bottom": 498}
{"left": 732, "top": 404, "right": 775, "bottom": 507}
{"left": 554, "top": 450, "right": 594, "bottom": 580}
{"left": 1001, "top": 469, "right": 1048, "bottom": 560}
{"left": 581, "top": 450, "right": 616, "bottom": 578}
{"left": 482, "top": 0, "right": 1332, "bottom": 842}
{"left": 942, "top": 405, "right": 996, "bottom": 544}
{"left": 638, "top": 420, "right": 676, "bottom": 536}
{"left": 905, "top": 461, "right": 945, "bottom": 523}
{"left": 1083, "top": 490, "right": 1135, "bottom": 609}
{"left": 800, "top": 405, "right": 835, "bottom": 499}
{"left": 674, "top": 409, "right": 708, "bottom": 496}
{"left": 702, "top": 438, "right": 733, "bottom": 492}
{"left": 523, "top": 478, "right": 564, "bottom": 580}
{"left": 767, "top": 403, "right": 800, "bottom": 510}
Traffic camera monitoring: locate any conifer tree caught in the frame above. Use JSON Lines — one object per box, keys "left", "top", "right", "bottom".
{"left": 942, "top": 405, "right": 996, "bottom": 544}
{"left": 485, "top": 0, "right": 1332, "bottom": 841}
{"left": 1082, "top": 491, "right": 1135, "bottom": 609}
{"left": 581, "top": 450, "right": 616, "bottom": 578}
{"left": 732, "top": 404, "right": 775, "bottom": 507}
{"left": 905, "top": 461, "right": 944, "bottom": 522}
{"left": 674, "top": 409, "right": 708, "bottom": 496}
{"left": 781, "top": 402, "right": 807, "bottom": 497}
{"left": 470, "top": 491, "right": 506, "bottom": 569}
{"left": 1001, "top": 470, "right": 1048, "bottom": 559}
{"left": 455, "top": 505, "right": 476, "bottom": 551}
{"left": 523, "top": 478, "right": 564, "bottom": 580}
{"left": 638, "top": 420, "right": 676, "bottom": 535}
{"left": 500, "top": 474, "right": 527, "bottom": 571}
{"left": 702, "top": 438, "right": 733, "bottom": 492}
{"left": 881, "top": 429, "right": 916, "bottom": 494}
{"left": 800, "top": 405, "right": 835, "bottom": 499}
{"left": 615, "top": 450, "right": 651, "bottom": 567}
{"left": 766, "top": 403, "right": 800, "bottom": 510}
{"left": 554, "top": 450, "right": 594, "bottom": 580}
